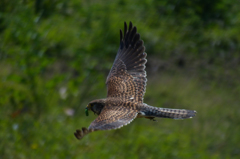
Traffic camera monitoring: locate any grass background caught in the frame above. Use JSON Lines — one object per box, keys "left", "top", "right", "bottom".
{"left": 0, "top": 0, "right": 240, "bottom": 158}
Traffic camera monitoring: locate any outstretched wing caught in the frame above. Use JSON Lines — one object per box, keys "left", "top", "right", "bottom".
{"left": 106, "top": 22, "right": 147, "bottom": 103}
{"left": 74, "top": 106, "right": 138, "bottom": 140}
{"left": 89, "top": 106, "right": 138, "bottom": 130}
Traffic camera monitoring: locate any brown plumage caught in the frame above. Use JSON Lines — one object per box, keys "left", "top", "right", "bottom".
{"left": 74, "top": 22, "right": 196, "bottom": 140}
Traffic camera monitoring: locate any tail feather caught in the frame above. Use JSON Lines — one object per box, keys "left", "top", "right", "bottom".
{"left": 156, "top": 108, "right": 196, "bottom": 119}
{"left": 138, "top": 105, "right": 196, "bottom": 119}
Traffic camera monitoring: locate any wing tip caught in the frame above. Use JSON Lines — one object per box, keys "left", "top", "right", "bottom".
{"left": 121, "top": 21, "right": 142, "bottom": 49}
{"left": 74, "top": 127, "right": 94, "bottom": 140}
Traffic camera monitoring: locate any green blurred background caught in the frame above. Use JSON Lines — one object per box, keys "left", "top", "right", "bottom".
{"left": 0, "top": 0, "right": 240, "bottom": 158}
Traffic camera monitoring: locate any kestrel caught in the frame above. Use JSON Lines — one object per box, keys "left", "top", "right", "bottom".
{"left": 74, "top": 22, "right": 196, "bottom": 140}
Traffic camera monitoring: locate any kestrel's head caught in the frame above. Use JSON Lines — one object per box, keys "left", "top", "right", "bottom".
{"left": 86, "top": 99, "right": 106, "bottom": 116}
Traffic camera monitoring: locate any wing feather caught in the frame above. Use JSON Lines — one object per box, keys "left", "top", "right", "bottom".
{"left": 106, "top": 22, "right": 147, "bottom": 103}
{"left": 89, "top": 106, "right": 138, "bottom": 130}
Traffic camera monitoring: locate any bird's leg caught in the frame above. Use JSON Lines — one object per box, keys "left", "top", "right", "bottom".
{"left": 145, "top": 117, "right": 157, "bottom": 121}
{"left": 151, "top": 118, "right": 157, "bottom": 121}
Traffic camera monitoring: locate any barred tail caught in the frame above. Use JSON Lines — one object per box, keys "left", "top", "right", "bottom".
{"left": 139, "top": 105, "right": 196, "bottom": 119}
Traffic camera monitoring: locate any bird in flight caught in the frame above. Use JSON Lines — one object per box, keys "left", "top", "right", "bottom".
{"left": 74, "top": 22, "right": 196, "bottom": 140}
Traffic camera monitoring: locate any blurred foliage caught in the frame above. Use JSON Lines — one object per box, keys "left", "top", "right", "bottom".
{"left": 0, "top": 0, "right": 240, "bottom": 158}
